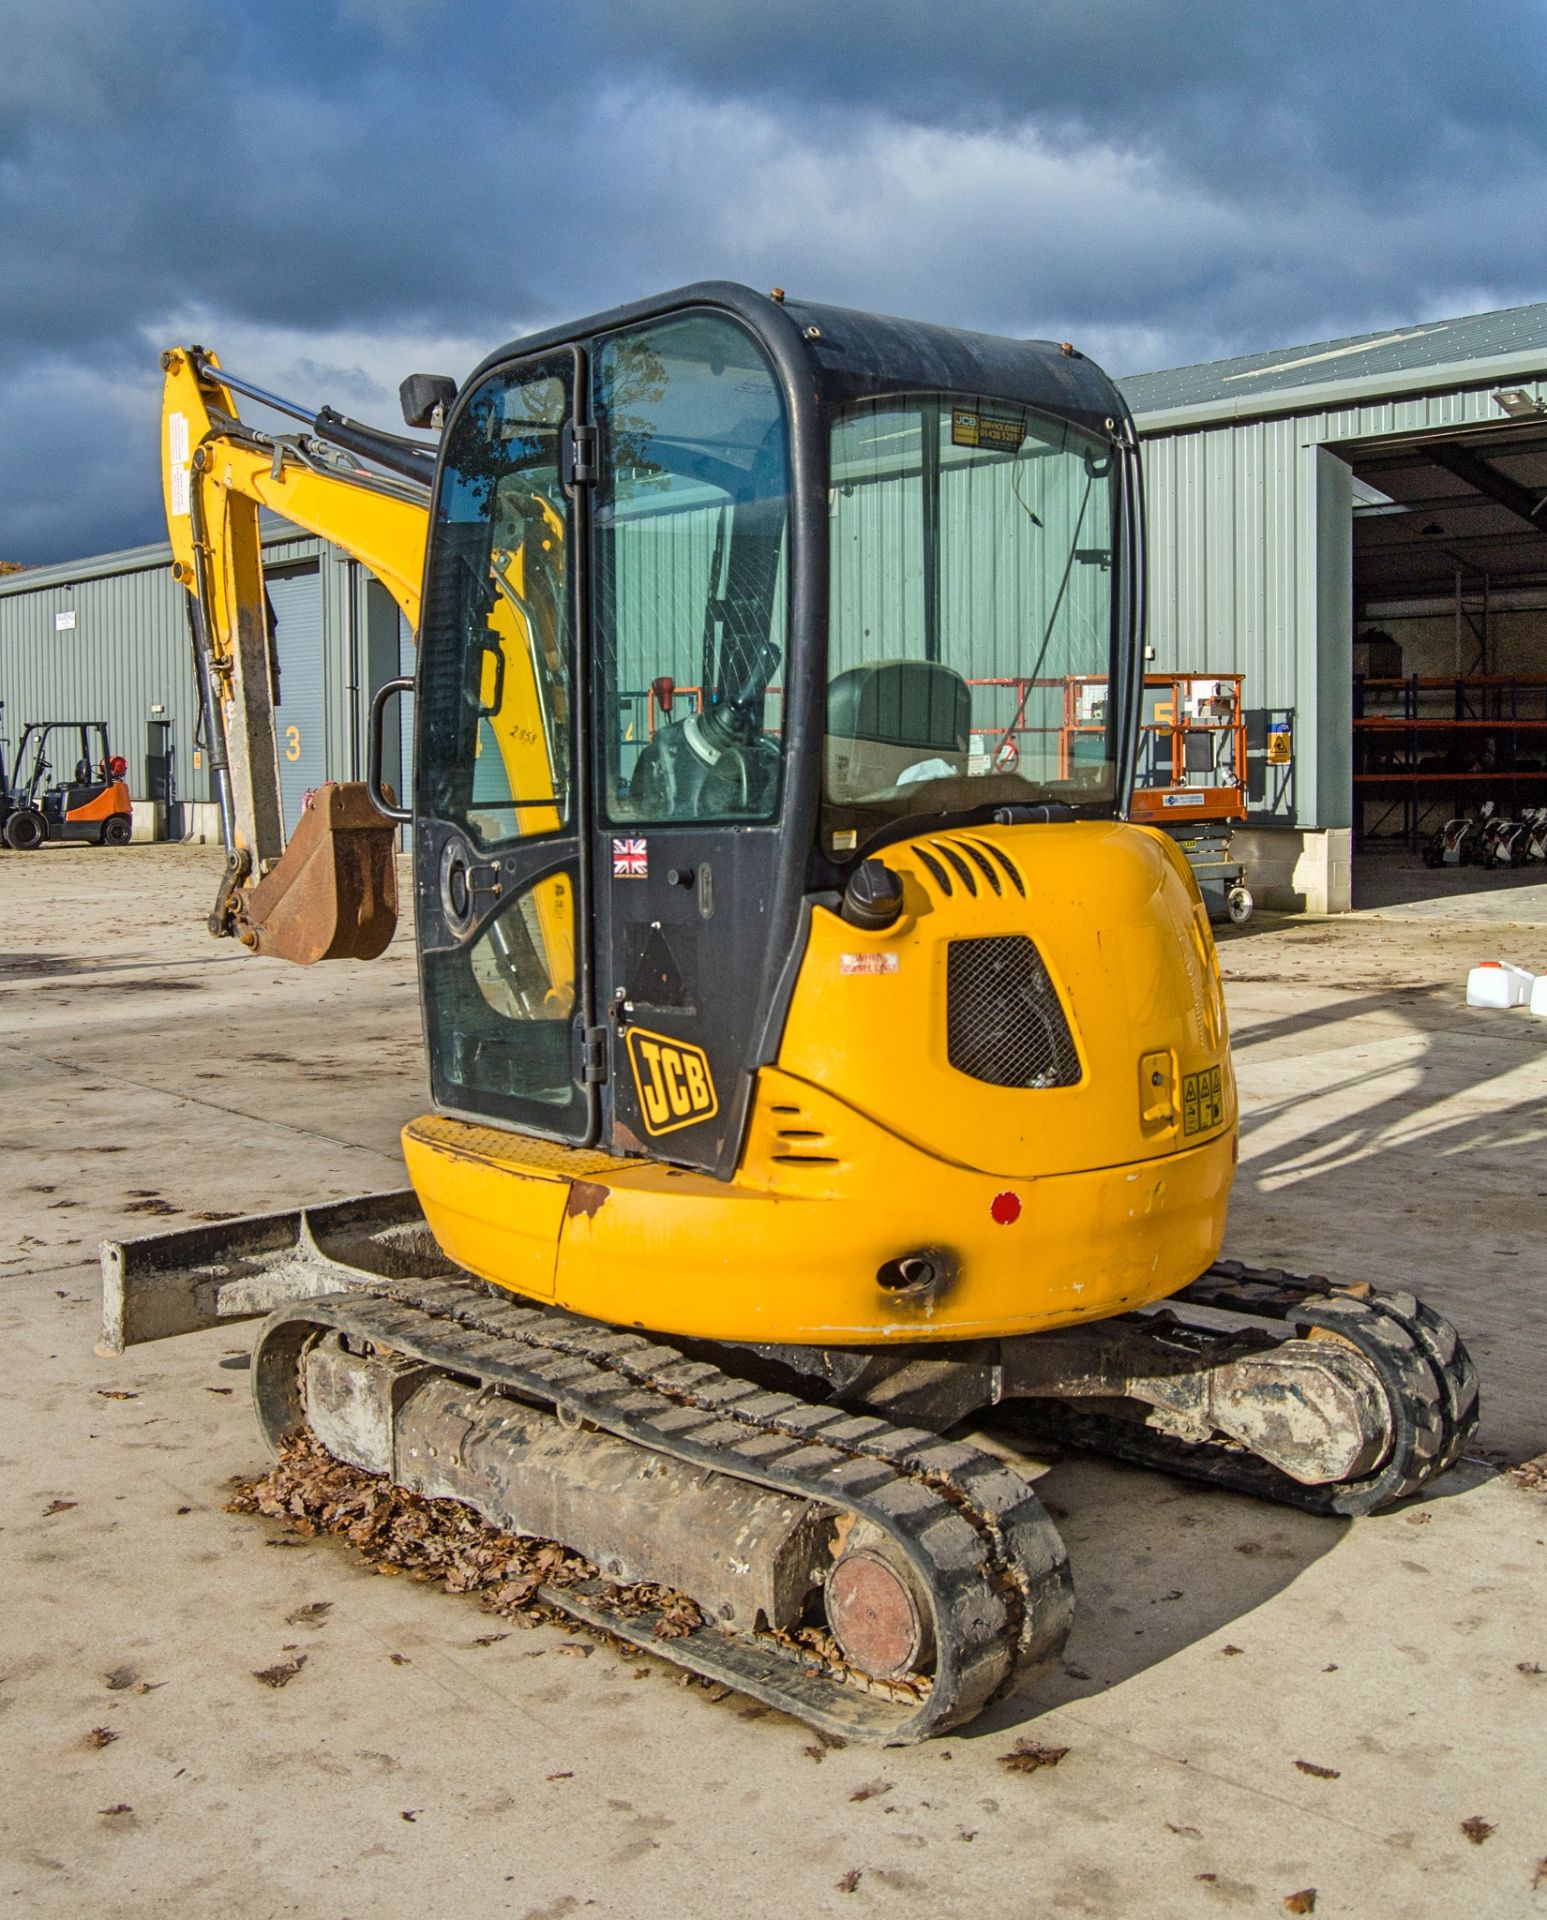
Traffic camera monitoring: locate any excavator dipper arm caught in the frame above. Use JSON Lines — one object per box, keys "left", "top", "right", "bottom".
{"left": 160, "top": 347, "right": 430, "bottom": 962}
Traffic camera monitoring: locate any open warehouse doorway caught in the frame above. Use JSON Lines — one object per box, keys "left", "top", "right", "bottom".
{"left": 1342, "top": 399, "right": 1547, "bottom": 903}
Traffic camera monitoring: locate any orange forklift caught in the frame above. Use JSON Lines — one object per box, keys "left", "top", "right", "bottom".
{"left": 1, "top": 716, "right": 133, "bottom": 850}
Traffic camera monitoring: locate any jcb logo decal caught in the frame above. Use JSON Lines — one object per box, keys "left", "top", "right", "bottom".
{"left": 625, "top": 1028, "right": 718, "bottom": 1136}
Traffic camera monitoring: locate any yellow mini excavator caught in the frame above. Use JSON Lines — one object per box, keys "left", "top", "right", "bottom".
{"left": 103, "top": 284, "right": 1477, "bottom": 1744}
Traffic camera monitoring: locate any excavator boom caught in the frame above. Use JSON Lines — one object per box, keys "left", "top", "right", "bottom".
{"left": 161, "top": 347, "right": 430, "bottom": 961}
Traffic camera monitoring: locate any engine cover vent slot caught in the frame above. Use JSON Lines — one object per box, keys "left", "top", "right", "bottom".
{"left": 915, "top": 845, "right": 952, "bottom": 894}
{"left": 946, "top": 936, "right": 1081, "bottom": 1089}
{"left": 929, "top": 840, "right": 977, "bottom": 895}
{"left": 907, "top": 835, "right": 1026, "bottom": 901}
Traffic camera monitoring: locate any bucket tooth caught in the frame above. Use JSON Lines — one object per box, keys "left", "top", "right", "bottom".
{"left": 238, "top": 781, "right": 398, "bottom": 963}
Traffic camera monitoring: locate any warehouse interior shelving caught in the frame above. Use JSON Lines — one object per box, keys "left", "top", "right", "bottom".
{"left": 1352, "top": 672, "right": 1547, "bottom": 848}
{"left": 1347, "top": 406, "right": 1547, "bottom": 862}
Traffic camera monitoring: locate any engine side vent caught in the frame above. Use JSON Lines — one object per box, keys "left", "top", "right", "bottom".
{"left": 946, "top": 936, "right": 1081, "bottom": 1089}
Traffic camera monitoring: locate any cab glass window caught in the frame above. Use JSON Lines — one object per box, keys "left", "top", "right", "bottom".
{"left": 825, "top": 394, "right": 1119, "bottom": 847}
{"left": 593, "top": 312, "right": 790, "bottom": 825}
{"left": 417, "top": 358, "right": 573, "bottom": 851}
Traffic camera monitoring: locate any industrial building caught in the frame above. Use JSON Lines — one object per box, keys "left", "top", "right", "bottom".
{"left": 4, "top": 299, "right": 1547, "bottom": 910}
{"left": 0, "top": 517, "right": 412, "bottom": 843}
{"left": 1123, "top": 301, "right": 1547, "bottom": 910}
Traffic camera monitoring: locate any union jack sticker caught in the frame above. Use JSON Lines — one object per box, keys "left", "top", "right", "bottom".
{"left": 612, "top": 836, "right": 648, "bottom": 878}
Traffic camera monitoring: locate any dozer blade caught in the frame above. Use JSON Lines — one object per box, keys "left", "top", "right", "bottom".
{"left": 97, "top": 1188, "right": 442, "bottom": 1355}
{"left": 238, "top": 781, "right": 399, "bottom": 963}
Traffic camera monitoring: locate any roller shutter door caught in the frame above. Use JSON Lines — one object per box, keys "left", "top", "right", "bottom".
{"left": 266, "top": 564, "right": 326, "bottom": 837}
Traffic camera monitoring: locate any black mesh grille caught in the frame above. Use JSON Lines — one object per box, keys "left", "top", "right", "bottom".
{"left": 946, "top": 937, "right": 1081, "bottom": 1089}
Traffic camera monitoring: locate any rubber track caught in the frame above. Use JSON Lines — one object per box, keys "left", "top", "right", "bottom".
{"left": 1015, "top": 1258, "right": 1480, "bottom": 1516}
{"left": 255, "top": 1276, "right": 1074, "bottom": 1746}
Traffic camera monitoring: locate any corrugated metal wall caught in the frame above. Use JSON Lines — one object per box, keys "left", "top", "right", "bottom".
{"left": 1136, "top": 377, "right": 1539, "bottom": 828}
{"left": 1, "top": 547, "right": 204, "bottom": 813}
{"left": 0, "top": 532, "right": 374, "bottom": 835}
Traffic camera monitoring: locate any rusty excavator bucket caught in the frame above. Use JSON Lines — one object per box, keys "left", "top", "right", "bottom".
{"left": 236, "top": 782, "right": 399, "bottom": 964}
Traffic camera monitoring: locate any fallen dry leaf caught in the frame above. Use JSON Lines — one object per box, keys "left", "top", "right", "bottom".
{"left": 1221, "top": 1644, "right": 1244, "bottom": 1656}
{"left": 103, "top": 1666, "right": 137, "bottom": 1692}
{"left": 849, "top": 1780, "right": 892, "bottom": 1803}
{"left": 205, "top": 1386, "right": 234, "bottom": 1396}
{"left": 225, "top": 1434, "right": 705, "bottom": 1652}
{"left": 131, "top": 1680, "right": 162, "bottom": 1695}
{"left": 1517, "top": 1662, "right": 1543, "bottom": 1677}
{"left": 836, "top": 1869, "right": 863, "bottom": 1894}
{"left": 1532, "top": 1857, "right": 1547, "bottom": 1890}
{"left": 1294, "top": 1760, "right": 1341, "bottom": 1780}
{"left": 42, "top": 1499, "right": 76, "bottom": 1517}
{"left": 252, "top": 1656, "right": 306, "bottom": 1689}
{"left": 1283, "top": 1892, "right": 1317, "bottom": 1915}
{"left": 803, "top": 1744, "right": 827, "bottom": 1763}
{"left": 95, "top": 1390, "right": 138, "bottom": 1401}
{"left": 999, "top": 1740, "right": 1069, "bottom": 1774}
{"left": 473, "top": 1633, "right": 509, "bottom": 1648}
{"left": 1461, "top": 1816, "right": 1495, "bottom": 1845}
{"left": 400, "top": 1809, "right": 419, "bottom": 1823}
{"left": 545, "top": 1771, "right": 573, "bottom": 1782}
{"left": 388, "top": 1653, "right": 410, "bottom": 1666}
{"left": 285, "top": 1601, "right": 332, "bottom": 1629}
{"left": 1166, "top": 1822, "right": 1202, "bottom": 1838}
{"left": 1323, "top": 1664, "right": 1339, "bottom": 1673}
{"left": 553, "top": 1643, "right": 591, "bottom": 1660}
{"left": 98, "top": 1804, "right": 133, "bottom": 1817}
{"left": 82, "top": 1728, "right": 119, "bottom": 1750}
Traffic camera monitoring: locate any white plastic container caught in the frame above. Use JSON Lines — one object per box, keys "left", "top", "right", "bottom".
{"left": 1531, "top": 974, "right": 1547, "bottom": 1019}
{"left": 1466, "top": 961, "right": 1536, "bottom": 1009}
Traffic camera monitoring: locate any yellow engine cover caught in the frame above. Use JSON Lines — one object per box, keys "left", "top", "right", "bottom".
{"left": 402, "top": 821, "right": 1237, "bottom": 1346}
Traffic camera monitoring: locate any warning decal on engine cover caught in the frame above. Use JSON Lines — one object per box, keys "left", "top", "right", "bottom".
{"left": 1181, "top": 1065, "right": 1224, "bottom": 1136}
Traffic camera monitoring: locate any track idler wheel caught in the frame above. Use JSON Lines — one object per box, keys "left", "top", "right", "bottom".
{"left": 826, "top": 1524, "right": 937, "bottom": 1681}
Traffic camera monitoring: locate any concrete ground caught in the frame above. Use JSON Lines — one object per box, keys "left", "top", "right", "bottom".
{"left": 2, "top": 843, "right": 1544, "bottom": 1919}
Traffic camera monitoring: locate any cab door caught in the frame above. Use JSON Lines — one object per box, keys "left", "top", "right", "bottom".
{"left": 589, "top": 310, "right": 796, "bottom": 1174}
{"left": 414, "top": 348, "right": 599, "bottom": 1144}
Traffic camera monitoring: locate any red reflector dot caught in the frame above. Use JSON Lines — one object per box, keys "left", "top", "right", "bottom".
{"left": 990, "top": 1190, "right": 1021, "bottom": 1226}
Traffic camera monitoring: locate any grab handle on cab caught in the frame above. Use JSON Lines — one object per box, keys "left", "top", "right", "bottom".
{"left": 368, "top": 676, "right": 414, "bottom": 824}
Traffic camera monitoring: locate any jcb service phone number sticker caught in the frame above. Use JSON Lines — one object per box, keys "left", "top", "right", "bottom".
{"left": 1182, "top": 1066, "right": 1224, "bottom": 1136}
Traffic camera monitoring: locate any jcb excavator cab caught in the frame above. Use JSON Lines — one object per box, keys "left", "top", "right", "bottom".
{"left": 404, "top": 284, "right": 1144, "bottom": 1180}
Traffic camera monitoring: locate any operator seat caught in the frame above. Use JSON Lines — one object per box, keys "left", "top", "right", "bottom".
{"left": 825, "top": 660, "right": 971, "bottom": 802}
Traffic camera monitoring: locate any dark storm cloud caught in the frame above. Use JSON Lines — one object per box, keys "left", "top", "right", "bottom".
{"left": 570, "top": 0, "right": 1547, "bottom": 203}
{"left": 1, "top": 0, "right": 1542, "bottom": 563}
